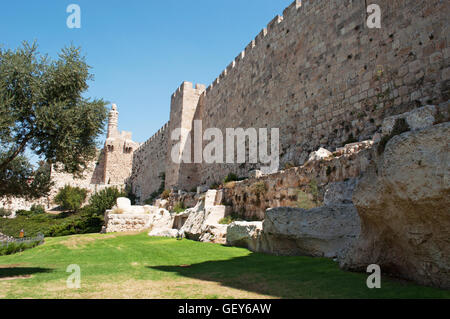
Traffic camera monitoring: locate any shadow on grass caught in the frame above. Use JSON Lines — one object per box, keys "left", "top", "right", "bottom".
{"left": 147, "top": 252, "right": 450, "bottom": 299}
{"left": 0, "top": 267, "right": 53, "bottom": 279}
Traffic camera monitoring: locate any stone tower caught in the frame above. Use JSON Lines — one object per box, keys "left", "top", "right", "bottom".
{"left": 103, "top": 104, "right": 140, "bottom": 185}
{"left": 107, "top": 104, "right": 119, "bottom": 138}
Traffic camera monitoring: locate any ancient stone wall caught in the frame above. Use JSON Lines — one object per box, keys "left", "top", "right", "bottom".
{"left": 128, "top": 123, "right": 169, "bottom": 203}
{"left": 166, "top": 82, "right": 206, "bottom": 191}
{"left": 194, "top": 0, "right": 449, "bottom": 187}
{"left": 125, "top": 0, "right": 449, "bottom": 196}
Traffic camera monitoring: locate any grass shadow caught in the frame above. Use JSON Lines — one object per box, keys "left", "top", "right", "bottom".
{"left": 0, "top": 267, "right": 53, "bottom": 279}
{"left": 147, "top": 252, "right": 450, "bottom": 299}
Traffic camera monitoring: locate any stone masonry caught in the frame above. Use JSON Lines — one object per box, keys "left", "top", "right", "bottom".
{"left": 127, "top": 0, "right": 449, "bottom": 199}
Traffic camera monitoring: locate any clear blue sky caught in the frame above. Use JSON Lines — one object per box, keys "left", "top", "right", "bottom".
{"left": 1, "top": 0, "right": 292, "bottom": 146}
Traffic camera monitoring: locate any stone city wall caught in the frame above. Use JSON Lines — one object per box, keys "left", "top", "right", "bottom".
{"left": 195, "top": 0, "right": 449, "bottom": 187}
{"left": 128, "top": 123, "right": 169, "bottom": 203}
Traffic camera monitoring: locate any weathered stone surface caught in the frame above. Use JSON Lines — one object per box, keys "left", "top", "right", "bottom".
{"left": 178, "top": 201, "right": 206, "bottom": 240}
{"left": 249, "top": 170, "right": 264, "bottom": 179}
{"left": 204, "top": 205, "right": 227, "bottom": 225}
{"left": 104, "top": 214, "right": 151, "bottom": 233}
{"left": 342, "top": 123, "right": 450, "bottom": 289}
{"left": 324, "top": 178, "right": 357, "bottom": 206}
{"left": 148, "top": 228, "right": 179, "bottom": 238}
{"left": 117, "top": 197, "right": 132, "bottom": 210}
{"left": 382, "top": 105, "right": 437, "bottom": 136}
{"left": 226, "top": 221, "right": 264, "bottom": 251}
{"left": 199, "top": 224, "right": 228, "bottom": 244}
{"left": 147, "top": 208, "right": 174, "bottom": 231}
{"left": 308, "top": 148, "right": 332, "bottom": 162}
{"left": 263, "top": 205, "right": 360, "bottom": 258}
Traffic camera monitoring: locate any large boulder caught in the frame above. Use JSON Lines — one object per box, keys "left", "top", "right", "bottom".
{"left": 147, "top": 208, "right": 174, "bottom": 230}
{"left": 178, "top": 201, "right": 206, "bottom": 240}
{"left": 263, "top": 205, "right": 360, "bottom": 258}
{"left": 226, "top": 221, "right": 265, "bottom": 251}
{"left": 199, "top": 224, "right": 228, "bottom": 244}
{"left": 341, "top": 122, "right": 450, "bottom": 289}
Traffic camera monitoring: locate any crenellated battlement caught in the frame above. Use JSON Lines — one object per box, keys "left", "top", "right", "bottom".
{"left": 136, "top": 121, "right": 170, "bottom": 153}
{"left": 172, "top": 81, "right": 206, "bottom": 99}
{"left": 129, "top": 0, "right": 448, "bottom": 197}
{"left": 202, "top": 0, "right": 302, "bottom": 99}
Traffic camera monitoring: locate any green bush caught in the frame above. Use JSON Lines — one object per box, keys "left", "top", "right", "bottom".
{"left": 88, "top": 187, "right": 126, "bottom": 216}
{"left": 16, "top": 210, "right": 33, "bottom": 217}
{"left": 45, "top": 211, "right": 104, "bottom": 237}
{"left": 54, "top": 185, "right": 87, "bottom": 212}
{"left": 224, "top": 173, "right": 239, "bottom": 184}
{"left": 173, "top": 202, "right": 186, "bottom": 214}
{"left": 30, "top": 204, "right": 45, "bottom": 215}
{"left": 0, "top": 239, "right": 43, "bottom": 256}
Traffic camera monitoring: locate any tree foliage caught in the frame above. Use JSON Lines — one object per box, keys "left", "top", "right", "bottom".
{"left": 0, "top": 41, "right": 107, "bottom": 198}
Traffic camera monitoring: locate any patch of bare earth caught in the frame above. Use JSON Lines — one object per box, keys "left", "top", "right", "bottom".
{"left": 62, "top": 234, "right": 118, "bottom": 248}
{"left": 26, "top": 278, "right": 277, "bottom": 299}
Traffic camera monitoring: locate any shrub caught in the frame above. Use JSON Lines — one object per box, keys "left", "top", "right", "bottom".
{"left": 16, "top": 210, "right": 33, "bottom": 217}
{"left": 54, "top": 185, "right": 87, "bottom": 212}
{"left": 173, "top": 202, "right": 186, "bottom": 214}
{"left": 218, "top": 214, "right": 241, "bottom": 225}
{"left": 161, "top": 189, "right": 171, "bottom": 200}
{"left": 88, "top": 187, "right": 126, "bottom": 216}
{"left": 0, "top": 240, "right": 42, "bottom": 256}
{"left": 30, "top": 204, "right": 45, "bottom": 215}
{"left": 250, "top": 182, "right": 267, "bottom": 196}
{"left": 45, "top": 211, "right": 104, "bottom": 237}
{"left": 210, "top": 182, "right": 221, "bottom": 190}
{"left": 0, "top": 208, "right": 11, "bottom": 217}
{"left": 224, "top": 173, "right": 239, "bottom": 184}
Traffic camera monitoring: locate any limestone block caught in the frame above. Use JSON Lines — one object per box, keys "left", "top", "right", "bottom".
{"left": 117, "top": 197, "right": 132, "bottom": 210}
{"left": 263, "top": 205, "right": 360, "bottom": 258}
{"left": 204, "top": 205, "right": 227, "bottom": 225}
{"left": 342, "top": 123, "right": 450, "bottom": 289}
{"left": 199, "top": 224, "right": 228, "bottom": 244}
{"left": 204, "top": 190, "right": 217, "bottom": 208}
{"left": 149, "top": 228, "right": 179, "bottom": 238}
{"left": 307, "top": 147, "right": 332, "bottom": 162}
{"left": 226, "top": 221, "right": 264, "bottom": 251}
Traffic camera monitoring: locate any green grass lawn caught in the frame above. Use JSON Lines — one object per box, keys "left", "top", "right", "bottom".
{"left": 0, "top": 232, "right": 448, "bottom": 299}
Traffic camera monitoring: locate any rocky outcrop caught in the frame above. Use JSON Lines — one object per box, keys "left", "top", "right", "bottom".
{"left": 341, "top": 122, "right": 450, "bottom": 289}
{"left": 263, "top": 205, "right": 360, "bottom": 258}
{"left": 224, "top": 178, "right": 361, "bottom": 258}
{"left": 177, "top": 191, "right": 229, "bottom": 241}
